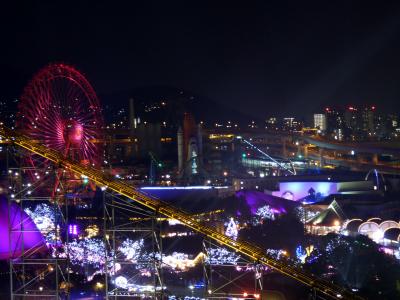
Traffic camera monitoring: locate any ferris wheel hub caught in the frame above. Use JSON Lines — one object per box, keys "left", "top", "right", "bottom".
{"left": 64, "top": 120, "right": 83, "bottom": 145}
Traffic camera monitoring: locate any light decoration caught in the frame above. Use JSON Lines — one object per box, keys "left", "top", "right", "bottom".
{"left": 118, "top": 239, "right": 146, "bottom": 263}
{"left": 282, "top": 191, "right": 295, "bottom": 200}
{"left": 168, "top": 219, "right": 182, "bottom": 226}
{"left": 113, "top": 275, "right": 166, "bottom": 293}
{"left": 168, "top": 297, "right": 204, "bottom": 300}
{"left": 69, "top": 224, "right": 78, "bottom": 236}
{"left": 141, "top": 185, "right": 229, "bottom": 190}
{"left": 85, "top": 224, "right": 99, "bottom": 238}
{"left": 24, "top": 203, "right": 56, "bottom": 245}
{"left": 115, "top": 276, "right": 128, "bottom": 289}
{"left": 225, "top": 218, "right": 239, "bottom": 240}
{"left": 205, "top": 248, "right": 240, "bottom": 265}
{"left": 294, "top": 206, "right": 318, "bottom": 223}
{"left": 120, "top": 245, "right": 205, "bottom": 272}
{"left": 372, "top": 229, "right": 384, "bottom": 243}
{"left": 265, "top": 249, "right": 287, "bottom": 260}
{"left": 325, "top": 236, "right": 350, "bottom": 255}
{"left": 256, "top": 205, "right": 276, "bottom": 221}
{"left": 67, "top": 238, "right": 106, "bottom": 268}
{"left": 161, "top": 252, "right": 204, "bottom": 271}
{"left": 296, "top": 245, "right": 307, "bottom": 263}
{"left": 86, "top": 263, "right": 121, "bottom": 282}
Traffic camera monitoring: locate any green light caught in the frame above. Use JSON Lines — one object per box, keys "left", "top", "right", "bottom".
{"left": 158, "top": 163, "right": 162, "bottom": 167}
{"left": 242, "top": 153, "right": 246, "bottom": 158}
{"left": 83, "top": 178, "right": 89, "bottom": 184}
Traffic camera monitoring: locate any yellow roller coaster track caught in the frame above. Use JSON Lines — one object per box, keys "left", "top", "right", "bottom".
{"left": 0, "top": 126, "right": 362, "bottom": 300}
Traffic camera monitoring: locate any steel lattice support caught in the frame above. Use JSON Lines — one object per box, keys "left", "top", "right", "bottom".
{"left": 6, "top": 145, "right": 70, "bottom": 299}
{"left": 202, "top": 239, "right": 263, "bottom": 299}
{"left": 103, "top": 191, "right": 163, "bottom": 299}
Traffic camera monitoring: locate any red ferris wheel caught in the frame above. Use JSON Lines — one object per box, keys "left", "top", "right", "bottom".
{"left": 17, "top": 63, "right": 104, "bottom": 167}
{"left": 16, "top": 63, "right": 104, "bottom": 197}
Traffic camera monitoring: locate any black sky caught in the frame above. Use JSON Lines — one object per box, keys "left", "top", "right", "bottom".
{"left": 2, "top": 1, "right": 400, "bottom": 119}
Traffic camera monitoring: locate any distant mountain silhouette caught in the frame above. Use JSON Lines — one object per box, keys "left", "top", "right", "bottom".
{"left": 99, "top": 86, "right": 256, "bottom": 127}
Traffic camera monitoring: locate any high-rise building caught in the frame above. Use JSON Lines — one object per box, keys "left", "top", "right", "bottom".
{"left": 375, "top": 113, "right": 398, "bottom": 139}
{"left": 283, "top": 117, "right": 302, "bottom": 131}
{"left": 361, "top": 106, "right": 375, "bottom": 134}
{"left": 344, "top": 106, "right": 360, "bottom": 132}
{"left": 265, "top": 117, "right": 278, "bottom": 130}
{"left": 389, "top": 114, "right": 398, "bottom": 129}
{"left": 325, "top": 107, "right": 345, "bottom": 136}
{"left": 313, "top": 114, "right": 327, "bottom": 131}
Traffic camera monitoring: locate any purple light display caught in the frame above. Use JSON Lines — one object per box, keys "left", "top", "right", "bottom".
{"left": 272, "top": 181, "right": 337, "bottom": 201}
{"left": 0, "top": 195, "right": 46, "bottom": 260}
{"left": 69, "top": 224, "right": 78, "bottom": 235}
{"left": 236, "top": 190, "right": 299, "bottom": 215}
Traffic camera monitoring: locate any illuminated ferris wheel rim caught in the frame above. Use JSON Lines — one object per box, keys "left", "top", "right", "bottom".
{"left": 16, "top": 62, "right": 104, "bottom": 166}
{"left": 21, "top": 64, "right": 100, "bottom": 112}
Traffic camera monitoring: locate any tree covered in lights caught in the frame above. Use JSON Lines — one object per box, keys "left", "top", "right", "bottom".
{"left": 67, "top": 238, "right": 107, "bottom": 268}
{"left": 225, "top": 218, "right": 239, "bottom": 240}
{"left": 256, "top": 205, "right": 275, "bottom": 221}
{"left": 25, "top": 203, "right": 57, "bottom": 245}
{"left": 294, "top": 206, "right": 318, "bottom": 224}
{"left": 304, "top": 233, "right": 400, "bottom": 299}
{"left": 205, "top": 247, "right": 240, "bottom": 265}
{"left": 119, "top": 239, "right": 145, "bottom": 262}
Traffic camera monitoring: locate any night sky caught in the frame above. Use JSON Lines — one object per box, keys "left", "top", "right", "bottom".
{"left": 2, "top": 1, "right": 400, "bottom": 119}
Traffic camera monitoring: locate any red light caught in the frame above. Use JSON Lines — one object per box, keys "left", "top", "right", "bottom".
{"left": 325, "top": 107, "right": 330, "bottom": 112}
{"left": 372, "top": 106, "right": 376, "bottom": 110}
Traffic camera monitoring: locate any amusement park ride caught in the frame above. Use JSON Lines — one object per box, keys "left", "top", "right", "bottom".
{"left": 0, "top": 63, "right": 362, "bottom": 299}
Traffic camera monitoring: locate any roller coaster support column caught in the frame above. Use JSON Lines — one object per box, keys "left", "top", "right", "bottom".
{"left": 319, "top": 148, "right": 324, "bottom": 167}
{"left": 152, "top": 209, "right": 164, "bottom": 299}
{"left": 202, "top": 239, "right": 212, "bottom": 297}
{"left": 254, "top": 263, "right": 263, "bottom": 297}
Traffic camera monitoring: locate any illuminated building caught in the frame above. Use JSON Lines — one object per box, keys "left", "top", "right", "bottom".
{"left": 361, "top": 106, "right": 375, "bottom": 134}
{"left": 325, "top": 107, "right": 346, "bottom": 140}
{"left": 270, "top": 179, "right": 377, "bottom": 202}
{"left": 313, "top": 114, "right": 327, "bottom": 132}
{"left": 327, "top": 105, "right": 377, "bottom": 140}
{"left": 265, "top": 117, "right": 278, "bottom": 130}
{"left": 343, "top": 218, "right": 400, "bottom": 258}
{"left": 306, "top": 201, "right": 344, "bottom": 235}
{"left": 282, "top": 117, "right": 302, "bottom": 131}
{"left": 344, "top": 106, "right": 360, "bottom": 133}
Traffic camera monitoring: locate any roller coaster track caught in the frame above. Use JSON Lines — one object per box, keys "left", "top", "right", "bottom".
{"left": 0, "top": 126, "right": 362, "bottom": 300}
